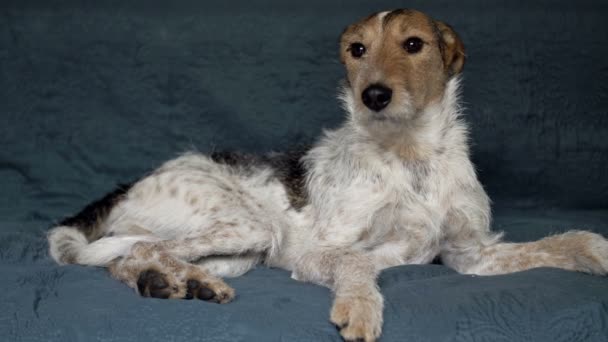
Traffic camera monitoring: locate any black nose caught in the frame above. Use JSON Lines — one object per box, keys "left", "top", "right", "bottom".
{"left": 362, "top": 84, "right": 392, "bottom": 111}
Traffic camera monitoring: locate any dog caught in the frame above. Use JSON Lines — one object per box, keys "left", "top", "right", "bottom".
{"left": 47, "top": 9, "right": 608, "bottom": 342}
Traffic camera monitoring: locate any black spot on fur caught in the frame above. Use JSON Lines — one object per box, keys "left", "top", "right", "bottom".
{"left": 210, "top": 151, "right": 258, "bottom": 167}
{"left": 211, "top": 147, "right": 310, "bottom": 209}
{"left": 382, "top": 9, "right": 414, "bottom": 27}
{"left": 59, "top": 182, "right": 134, "bottom": 241}
{"left": 264, "top": 147, "right": 309, "bottom": 210}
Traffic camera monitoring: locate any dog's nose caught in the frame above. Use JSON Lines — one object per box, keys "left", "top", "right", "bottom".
{"left": 362, "top": 84, "right": 392, "bottom": 111}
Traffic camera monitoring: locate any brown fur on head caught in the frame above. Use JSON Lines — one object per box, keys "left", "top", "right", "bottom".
{"left": 339, "top": 9, "right": 465, "bottom": 125}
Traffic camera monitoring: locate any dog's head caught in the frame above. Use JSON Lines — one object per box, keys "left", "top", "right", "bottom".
{"left": 339, "top": 9, "right": 465, "bottom": 125}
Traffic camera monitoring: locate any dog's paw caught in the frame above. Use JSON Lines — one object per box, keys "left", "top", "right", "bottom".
{"left": 536, "top": 231, "right": 608, "bottom": 275}
{"left": 137, "top": 269, "right": 175, "bottom": 299}
{"left": 571, "top": 231, "right": 608, "bottom": 275}
{"left": 183, "top": 278, "right": 235, "bottom": 303}
{"left": 331, "top": 294, "right": 383, "bottom": 342}
{"left": 136, "top": 268, "right": 234, "bottom": 303}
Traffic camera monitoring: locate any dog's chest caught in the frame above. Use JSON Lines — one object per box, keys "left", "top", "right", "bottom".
{"left": 401, "top": 159, "right": 434, "bottom": 196}
{"left": 382, "top": 155, "right": 449, "bottom": 205}
{"left": 330, "top": 156, "right": 444, "bottom": 225}
{"left": 342, "top": 158, "right": 449, "bottom": 262}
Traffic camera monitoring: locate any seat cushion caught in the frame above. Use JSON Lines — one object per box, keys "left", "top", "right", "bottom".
{"left": 1, "top": 208, "right": 607, "bottom": 341}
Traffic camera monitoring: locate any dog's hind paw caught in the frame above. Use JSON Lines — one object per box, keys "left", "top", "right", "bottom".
{"left": 183, "top": 277, "right": 235, "bottom": 303}
{"left": 137, "top": 269, "right": 174, "bottom": 299}
{"left": 131, "top": 266, "right": 235, "bottom": 303}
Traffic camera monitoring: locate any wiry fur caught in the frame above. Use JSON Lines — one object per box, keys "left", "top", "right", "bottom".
{"left": 47, "top": 9, "right": 608, "bottom": 342}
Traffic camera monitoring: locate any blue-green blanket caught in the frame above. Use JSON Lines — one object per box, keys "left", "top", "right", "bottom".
{"left": 1, "top": 0, "right": 607, "bottom": 341}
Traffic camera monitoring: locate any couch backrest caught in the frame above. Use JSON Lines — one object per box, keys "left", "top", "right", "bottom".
{"left": 1, "top": 0, "right": 606, "bottom": 214}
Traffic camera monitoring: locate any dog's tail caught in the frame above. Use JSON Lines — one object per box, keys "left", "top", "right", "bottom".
{"left": 47, "top": 183, "right": 148, "bottom": 267}
{"left": 47, "top": 227, "right": 158, "bottom": 266}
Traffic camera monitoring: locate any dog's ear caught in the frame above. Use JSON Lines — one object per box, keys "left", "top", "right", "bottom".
{"left": 434, "top": 20, "right": 465, "bottom": 76}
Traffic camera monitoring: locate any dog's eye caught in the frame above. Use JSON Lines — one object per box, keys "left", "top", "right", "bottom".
{"left": 403, "top": 37, "right": 424, "bottom": 54}
{"left": 349, "top": 43, "right": 366, "bottom": 58}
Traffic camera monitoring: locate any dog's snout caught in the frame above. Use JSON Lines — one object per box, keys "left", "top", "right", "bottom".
{"left": 362, "top": 84, "right": 392, "bottom": 111}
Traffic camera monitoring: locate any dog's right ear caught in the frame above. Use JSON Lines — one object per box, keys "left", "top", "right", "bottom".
{"left": 434, "top": 21, "right": 466, "bottom": 76}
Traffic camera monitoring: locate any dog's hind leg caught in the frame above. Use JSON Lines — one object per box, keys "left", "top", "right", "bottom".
{"left": 114, "top": 218, "right": 278, "bottom": 290}
{"left": 146, "top": 220, "right": 280, "bottom": 264}
{"left": 196, "top": 254, "right": 261, "bottom": 278}
{"left": 109, "top": 241, "right": 235, "bottom": 302}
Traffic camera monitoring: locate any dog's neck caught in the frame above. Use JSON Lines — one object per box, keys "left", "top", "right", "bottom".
{"left": 344, "top": 77, "right": 466, "bottom": 161}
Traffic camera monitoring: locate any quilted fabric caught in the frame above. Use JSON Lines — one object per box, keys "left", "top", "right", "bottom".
{"left": 1, "top": 0, "right": 607, "bottom": 341}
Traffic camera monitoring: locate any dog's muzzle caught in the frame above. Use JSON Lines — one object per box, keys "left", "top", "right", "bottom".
{"left": 362, "top": 84, "right": 392, "bottom": 112}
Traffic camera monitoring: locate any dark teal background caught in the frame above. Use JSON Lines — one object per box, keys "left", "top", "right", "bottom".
{"left": 1, "top": 1, "right": 607, "bottom": 341}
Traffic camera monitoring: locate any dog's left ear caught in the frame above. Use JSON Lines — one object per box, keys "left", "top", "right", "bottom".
{"left": 434, "top": 20, "right": 465, "bottom": 76}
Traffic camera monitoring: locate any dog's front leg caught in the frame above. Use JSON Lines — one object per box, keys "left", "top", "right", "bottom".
{"left": 444, "top": 229, "right": 608, "bottom": 275}
{"left": 293, "top": 248, "right": 383, "bottom": 342}
{"left": 441, "top": 207, "right": 608, "bottom": 276}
